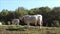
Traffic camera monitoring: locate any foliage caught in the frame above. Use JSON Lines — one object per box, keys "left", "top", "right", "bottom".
{"left": 0, "top": 7, "right": 60, "bottom": 27}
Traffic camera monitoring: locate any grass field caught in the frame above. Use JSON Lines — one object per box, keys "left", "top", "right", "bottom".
{"left": 0, "top": 25, "right": 60, "bottom": 34}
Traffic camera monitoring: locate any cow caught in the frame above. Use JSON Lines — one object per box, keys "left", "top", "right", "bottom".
{"left": 12, "top": 19, "right": 19, "bottom": 25}
{"left": 20, "top": 14, "right": 43, "bottom": 28}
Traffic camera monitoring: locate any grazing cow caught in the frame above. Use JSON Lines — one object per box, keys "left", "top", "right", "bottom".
{"left": 12, "top": 19, "right": 19, "bottom": 25}
{"left": 21, "top": 14, "right": 43, "bottom": 28}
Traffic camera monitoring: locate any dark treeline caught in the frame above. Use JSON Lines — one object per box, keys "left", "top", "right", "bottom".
{"left": 0, "top": 7, "right": 60, "bottom": 27}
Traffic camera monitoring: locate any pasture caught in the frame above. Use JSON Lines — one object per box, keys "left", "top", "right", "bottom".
{"left": 0, "top": 25, "right": 60, "bottom": 34}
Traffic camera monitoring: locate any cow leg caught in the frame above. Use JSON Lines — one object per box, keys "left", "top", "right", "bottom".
{"left": 40, "top": 20, "right": 42, "bottom": 29}
{"left": 35, "top": 20, "right": 37, "bottom": 26}
{"left": 35, "top": 23, "right": 37, "bottom": 26}
{"left": 27, "top": 22, "right": 30, "bottom": 28}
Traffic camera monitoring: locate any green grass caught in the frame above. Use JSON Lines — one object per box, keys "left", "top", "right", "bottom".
{"left": 0, "top": 25, "right": 60, "bottom": 34}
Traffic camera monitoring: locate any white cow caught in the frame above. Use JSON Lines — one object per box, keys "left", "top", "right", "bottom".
{"left": 22, "top": 14, "right": 43, "bottom": 28}
{"left": 12, "top": 19, "right": 19, "bottom": 25}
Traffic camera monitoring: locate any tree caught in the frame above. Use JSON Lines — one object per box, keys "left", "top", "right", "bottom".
{"left": 0, "top": 9, "right": 10, "bottom": 24}
{"left": 0, "top": 9, "right": 14, "bottom": 24}
{"left": 15, "top": 7, "right": 28, "bottom": 18}
{"left": 28, "top": 8, "right": 37, "bottom": 15}
{"left": 50, "top": 7, "right": 60, "bottom": 27}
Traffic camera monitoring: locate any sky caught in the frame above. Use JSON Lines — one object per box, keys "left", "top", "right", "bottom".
{"left": 0, "top": 0, "right": 60, "bottom": 11}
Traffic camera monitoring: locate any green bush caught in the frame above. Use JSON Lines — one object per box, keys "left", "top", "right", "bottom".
{"left": 6, "top": 25, "right": 26, "bottom": 31}
{"left": 53, "top": 20, "right": 60, "bottom": 27}
{"left": 1, "top": 21, "right": 6, "bottom": 25}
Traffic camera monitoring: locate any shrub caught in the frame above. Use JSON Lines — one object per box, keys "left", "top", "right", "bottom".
{"left": 53, "top": 20, "right": 60, "bottom": 27}
{"left": 6, "top": 25, "right": 26, "bottom": 31}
